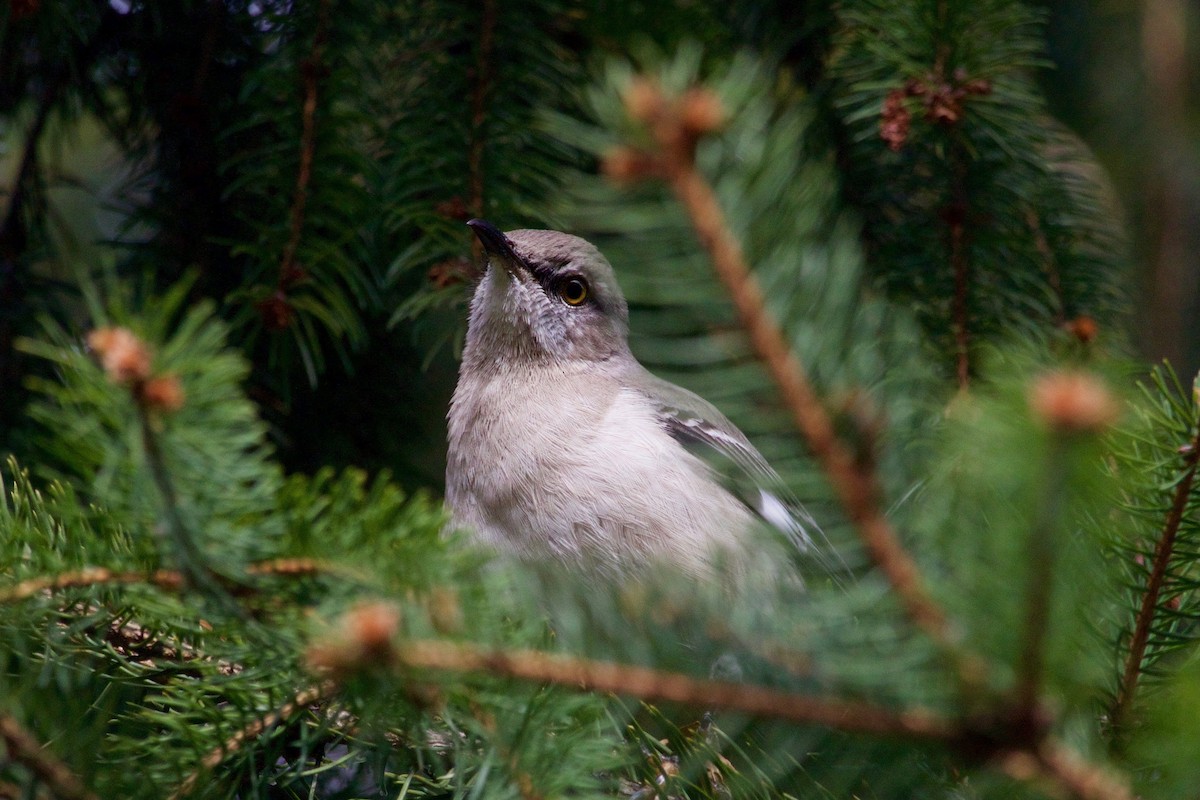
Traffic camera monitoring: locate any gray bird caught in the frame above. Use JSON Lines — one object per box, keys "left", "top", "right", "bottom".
{"left": 446, "top": 220, "right": 820, "bottom": 578}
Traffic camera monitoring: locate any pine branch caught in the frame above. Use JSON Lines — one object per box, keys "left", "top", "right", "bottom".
{"left": 1025, "top": 207, "right": 1066, "bottom": 326}
{"left": 948, "top": 175, "right": 971, "bottom": 390}
{"left": 1111, "top": 418, "right": 1200, "bottom": 731}
{"left": 1015, "top": 436, "right": 1070, "bottom": 715}
{"left": 135, "top": 401, "right": 238, "bottom": 608}
{"left": 275, "top": 0, "right": 331, "bottom": 296}
{"left": 0, "top": 567, "right": 185, "bottom": 602}
{"left": 0, "top": 714, "right": 98, "bottom": 800}
{"left": 394, "top": 639, "right": 954, "bottom": 739}
{"left": 609, "top": 79, "right": 954, "bottom": 652}
{"left": 0, "top": 559, "right": 334, "bottom": 603}
{"left": 394, "top": 639, "right": 1132, "bottom": 800}
{"left": 168, "top": 680, "right": 337, "bottom": 800}
{"left": 468, "top": 0, "right": 497, "bottom": 220}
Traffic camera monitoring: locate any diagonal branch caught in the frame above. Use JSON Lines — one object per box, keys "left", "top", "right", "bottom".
{"left": 1111, "top": 420, "right": 1200, "bottom": 731}
{"left": 168, "top": 681, "right": 336, "bottom": 800}
{"left": 0, "top": 714, "right": 98, "bottom": 800}
{"left": 628, "top": 87, "right": 952, "bottom": 650}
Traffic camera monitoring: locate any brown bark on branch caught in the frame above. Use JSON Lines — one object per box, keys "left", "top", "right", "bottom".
{"left": 396, "top": 639, "right": 953, "bottom": 739}
{"left": 0, "top": 714, "right": 98, "bottom": 800}
{"left": 1111, "top": 421, "right": 1200, "bottom": 731}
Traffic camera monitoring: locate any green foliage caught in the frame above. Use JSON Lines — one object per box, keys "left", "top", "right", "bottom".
{"left": 3, "top": 1, "right": 1200, "bottom": 799}
{"left": 829, "top": 0, "right": 1128, "bottom": 374}
{"left": 1105, "top": 367, "right": 1200, "bottom": 693}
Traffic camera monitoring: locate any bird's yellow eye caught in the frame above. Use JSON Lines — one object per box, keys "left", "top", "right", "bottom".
{"left": 560, "top": 277, "right": 589, "bottom": 306}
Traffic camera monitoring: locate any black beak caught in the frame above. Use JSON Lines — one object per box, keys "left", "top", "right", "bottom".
{"left": 467, "top": 219, "right": 516, "bottom": 260}
{"left": 467, "top": 219, "right": 531, "bottom": 282}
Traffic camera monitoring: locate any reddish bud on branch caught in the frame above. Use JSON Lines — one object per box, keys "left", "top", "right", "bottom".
{"left": 87, "top": 327, "right": 152, "bottom": 385}
{"left": 1029, "top": 371, "right": 1120, "bottom": 433}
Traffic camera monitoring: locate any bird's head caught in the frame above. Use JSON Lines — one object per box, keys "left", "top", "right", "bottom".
{"left": 464, "top": 219, "right": 630, "bottom": 364}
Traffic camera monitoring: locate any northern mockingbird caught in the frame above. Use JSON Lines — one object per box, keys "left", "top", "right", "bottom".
{"left": 446, "top": 220, "right": 820, "bottom": 577}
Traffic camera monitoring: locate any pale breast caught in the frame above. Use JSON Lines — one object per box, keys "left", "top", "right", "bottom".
{"left": 446, "top": 366, "right": 753, "bottom": 575}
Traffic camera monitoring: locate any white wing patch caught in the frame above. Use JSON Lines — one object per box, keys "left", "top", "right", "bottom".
{"left": 756, "top": 489, "right": 811, "bottom": 551}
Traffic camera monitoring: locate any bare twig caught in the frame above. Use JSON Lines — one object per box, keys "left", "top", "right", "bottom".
{"left": 396, "top": 639, "right": 954, "bottom": 739}
{"left": 0, "top": 714, "right": 99, "bottom": 800}
{"left": 168, "top": 681, "right": 336, "bottom": 800}
{"left": 1111, "top": 421, "right": 1200, "bottom": 730}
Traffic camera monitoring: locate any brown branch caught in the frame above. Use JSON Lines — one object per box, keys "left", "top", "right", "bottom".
{"left": 636, "top": 94, "right": 952, "bottom": 648}
{"left": 276, "top": 0, "right": 331, "bottom": 289}
{"left": 0, "top": 714, "right": 98, "bottom": 800}
{"left": 0, "top": 568, "right": 185, "bottom": 603}
{"left": 396, "top": 639, "right": 954, "bottom": 740}
{"left": 1015, "top": 437, "right": 1069, "bottom": 715}
{"left": 1111, "top": 422, "right": 1200, "bottom": 730}
{"left": 1025, "top": 207, "right": 1065, "bottom": 326}
{"left": 0, "top": 559, "right": 334, "bottom": 604}
{"left": 468, "top": 0, "right": 496, "bottom": 220}
{"left": 398, "top": 640, "right": 1131, "bottom": 800}
{"left": 1034, "top": 738, "right": 1133, "bottom": 800}
{"left": 949, "top": 210, "right": 970, "bottom": 390}
{"left": 168, "top": 680, "right": 336, "bottom": 800}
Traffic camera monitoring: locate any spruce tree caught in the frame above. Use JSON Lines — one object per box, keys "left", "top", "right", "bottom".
{"left": 2, "top": 2, "right": 1198, "bottom": 799}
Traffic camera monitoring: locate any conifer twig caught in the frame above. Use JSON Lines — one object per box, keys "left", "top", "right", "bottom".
{"left": 0, "top": 568, "right": 185, "bottom": 602}
{"left": 1015, "top": 437, "right": 1069, "bottom": 716}
{"left": 949, "top": 203, "right": 970, "bottom": 389}
{"left": 1025, "top": 207, "right": 1066, "bottom": 326}
{"left": 1034, "top": 739, "right": 1133, "bottom": 800}
{"left": 1111, "top": 420, "right": 1200, "bottom": 730}
{"left": 0, "top": 559, "right": 335, "bottom": 603}
{"left": 136, "top": 406, "right": 237, "bottom": 608}
{"left": 168, "top": 680, "right": 337, "bottom": 800}
{"left": 0, "top": 714, "right": 99, "bottom": 800}
{"left": 396, "top": 640, "right": 1131, "bottom": 800}
{"left": 618, "top": 82, "right": 952, "bottom": 649}
{"left": 395, "top": 639, "right": 954, "bottom": 739}
{"left": 277, "top": 0, "right": 330, "bottom": 286}
{"left": 468, "top": 0, "right": 496, "bottom": 221}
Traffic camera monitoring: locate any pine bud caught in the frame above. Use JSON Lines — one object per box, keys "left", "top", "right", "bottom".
{"left": 880, "top": 89, "right": 912, "bottom": 152}
{"left": 1029, "top": 371, "right": 1120, "bottom": 433}
{"left": 139, "top": 375, "right": 186, "bottom": 412}
{"left": 1064, "top": 315, "right": 1099, "bottom": 344}
{"left": 624, "top": 76, "right": 666, "bottom": 123}
{"left": 306, "top": 601, "right": 402, "bottom": 677}
{"left": 679, "top": 87, "right": 725, "bottom": 135}
{"left": 87, "top": 327, "right": 152, "bottom": 385}
{"left": 601, "top": 146, "right": 661, "bottom": 184}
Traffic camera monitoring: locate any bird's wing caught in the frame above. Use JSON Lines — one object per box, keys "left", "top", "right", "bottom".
{"left": 634, "top": 370, "right": 825, "bottom": 555}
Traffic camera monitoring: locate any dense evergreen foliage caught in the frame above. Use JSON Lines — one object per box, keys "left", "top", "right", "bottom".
{"left": 2, "top": 2, "right": 1199, "bottom": 799}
